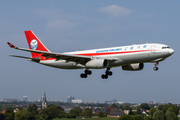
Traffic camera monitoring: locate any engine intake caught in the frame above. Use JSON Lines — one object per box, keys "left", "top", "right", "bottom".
{"left": 122, "top": 63, "right": 144, "bottom": 71}
{"left": 86, "top": 59, "right": 109, "bottom": 69}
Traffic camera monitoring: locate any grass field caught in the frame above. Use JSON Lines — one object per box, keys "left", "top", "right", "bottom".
{"left": 53, "top": 118, "right": 118, "bottom": 120}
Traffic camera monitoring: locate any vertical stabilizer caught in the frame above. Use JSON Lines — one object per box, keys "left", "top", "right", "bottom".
{"left": 24, "top": 30, "right": 50, "bottom": 59}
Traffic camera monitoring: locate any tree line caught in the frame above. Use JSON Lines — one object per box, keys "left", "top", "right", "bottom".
{"left": 118, "top": 103, "right": 179, "bottom": 120}
{"left": 0, "top": 104, "right": 94, "bottom": 120}
{"left": 0, "top": 103, "right": 180, "bottom": 120}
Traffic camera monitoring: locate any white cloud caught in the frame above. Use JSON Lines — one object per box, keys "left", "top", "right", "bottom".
{"left": 47, "top": 20, "right": 81, "bottom": 29}
{"left": 98, "top": 5, "right": 133, "bottom": 17}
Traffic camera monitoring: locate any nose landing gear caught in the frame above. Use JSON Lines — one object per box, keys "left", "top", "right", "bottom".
{"left": 153, "top": 62, "right": 159, "bottom": 71}
{"left": 101, "top": 68, "right": 113, "bottom": 79}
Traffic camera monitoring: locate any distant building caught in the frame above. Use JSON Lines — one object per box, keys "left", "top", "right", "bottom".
{"left": 107, "top": 108, "right": 124, "bottom": 118}
{"left": 87, "top": 101, "right": 99, "bottom": 104}
{"left": 103, "top": 101, "right": 113, "bottom": 104}
{"left": 150, "top": 100, "right": 156, "bottom": 105}
{"left": 42, "top": 92, "right": 47, "bottom": 108}
{"left": 124, "top": 110, "right": 130, "bottom": 115}
{"left": 142, "top": 110, "right": 149, "bottom": 116}
{"left": 2, "top": 99, "right": 18, "bottom": 102}
{"left": 38, "top": 97, "right": 43, "bottom": 102}
{"left": 23, "top": 96, "right": 28, "bottom": 102}
{"left": 112, "top": 99, "right": 118, "bottom": 103}
{"left": 116, "top": 101, "right": 125, "bottom": 104}
{"left": 67, "top": 96, "right": 75, "bottom": 102}
{"left": 38, "top": 96, "right": 49, "bottom": 102}
{"left": 71, "top": 99, "right": 83, "bottom": 103}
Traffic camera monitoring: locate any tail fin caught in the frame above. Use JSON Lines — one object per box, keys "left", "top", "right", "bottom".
{"left": 24, "top": 30, "right": 50, "bottom": 58}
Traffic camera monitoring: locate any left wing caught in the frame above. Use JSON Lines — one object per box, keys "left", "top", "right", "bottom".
{"left": 7, "top": 42, "right": 118, "bottom": 65}
{"left": 7, "top": 42, "right": 119, "bottom": 66}
{"left": 7, "top": 42, "right": 92, "bottom": 64}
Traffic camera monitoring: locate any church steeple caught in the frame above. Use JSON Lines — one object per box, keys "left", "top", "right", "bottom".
{"left": 42, "top": 92, "right": 47, "bottom": 108}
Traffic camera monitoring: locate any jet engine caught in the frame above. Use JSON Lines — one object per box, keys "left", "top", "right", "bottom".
{"left": 122, "top": 63, "right": 144, "bottom": 71}
{"left": 86, "top": 59, "right": 109, "bottom": 69}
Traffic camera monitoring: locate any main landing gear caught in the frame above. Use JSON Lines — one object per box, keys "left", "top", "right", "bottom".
{"left": 153, "top": 62, "right": 159, "bottom": 71}
{"left": 80, "top": 68, "right": 113, "bottom": 79}
{"left": 80, "top": 69, "right": 92, "bottom": 78}
{"left": 101, "top": 68, "right": 113, "bottom": 79}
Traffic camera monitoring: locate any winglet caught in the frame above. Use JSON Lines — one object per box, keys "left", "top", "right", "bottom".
{"left": 7, "top": 42, "right": 16, "bottom": 48}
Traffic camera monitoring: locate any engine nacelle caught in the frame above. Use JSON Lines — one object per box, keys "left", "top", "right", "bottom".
{"left": 86, "top": 59, "right": 109, "bottom": 69}
{"left": 122, "top": 63, "right": 144, "bottom": 71}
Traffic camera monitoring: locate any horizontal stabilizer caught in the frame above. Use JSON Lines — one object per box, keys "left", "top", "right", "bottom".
{"left": 10, "top": 55, "right": 40, "bottom": 62}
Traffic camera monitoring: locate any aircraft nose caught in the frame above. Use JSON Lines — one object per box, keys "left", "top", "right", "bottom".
{"left": 169, "top": 49, "right": 174, "bottom": 55}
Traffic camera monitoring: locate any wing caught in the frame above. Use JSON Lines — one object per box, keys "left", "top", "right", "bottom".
{"left": 7, "top": 42, "right": 93, "bottom": 65}
{"left": 7, "top": 42, "right": 119, "bottom": 65}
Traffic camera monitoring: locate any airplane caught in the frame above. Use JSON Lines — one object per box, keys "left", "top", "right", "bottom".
{"left": 7, "top": 30, "right": 174, "bottom": 79}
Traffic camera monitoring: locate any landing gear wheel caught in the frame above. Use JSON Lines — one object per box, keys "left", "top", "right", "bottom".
{"left": 101, "top": 74, "right": 108, "bottom": 79}
{"left": 153, "top": 67, "right": 158, "bottom": 71}
{"left": 153, "top": 62, "right": 159, "bottom": 71}
{"left": 81, "top": 69, "right": 92, "bottom": 78}
{"left": 80, "top": 73, "right": 87, "bottom": 78}
{"left": 101, "top": 68, "right": 113, "bottom": 79}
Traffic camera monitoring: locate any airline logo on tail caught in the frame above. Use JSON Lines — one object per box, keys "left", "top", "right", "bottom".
{"left": 30, "top": 39, "right": 38, "bottom": 50}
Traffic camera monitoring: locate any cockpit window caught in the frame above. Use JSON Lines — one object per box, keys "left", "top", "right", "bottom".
{"left": 162, "top": 46, "right": 170, "bottom": 49}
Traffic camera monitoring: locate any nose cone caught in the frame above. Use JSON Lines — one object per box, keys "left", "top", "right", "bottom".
{"left": 169, "top": 49, "right": 174, "bottom": 55}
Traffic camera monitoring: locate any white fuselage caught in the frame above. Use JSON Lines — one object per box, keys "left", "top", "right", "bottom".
{"left": 39, "top": 43, "right": 174, "bottom": 69}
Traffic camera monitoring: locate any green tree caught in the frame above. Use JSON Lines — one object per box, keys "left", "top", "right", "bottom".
{"left": 35, "top": 114, "right": 45, "bottom": 120}
{"left": 97, "top": 111, "right": 104, "bottom": 117}
{"left": 0, "top": 113, "right": 5, "bottom": 120}
{"left": 144, "top": 116, "right": 154, "bottom": 120}
{"left": 153, "top": 110, "right": 164, "bottom": 120}
{"left": 135, "top": 107, "right": 141, "bottom": 115}
{"left": 69, "top": 107, "right": 82, "bottom": 116}
{"left": 149, "top": 107, "right": 156, "bottom": 116}
{"left": 4, "top": 107, "right": 14, "bottom": 120}
{"left": 27, "top": 104, "right": 37, "bottom": 114}
{"left": 66, "top": 113, "right": 76, "bottom": 118}
{"left": 27, "top": 103, "right": 38, "bottom": 119}
{"left": 118, "top": 115, "right": 133, "bottom": 120}
{"left": 134, "top": 115, "right": 143, "bottom": 120}
{"left": 119, "top": 105, "right": 124, "bottom": 110}
{"left": 82, "top": 108, "right": 92, "bottom": 117}
{"left": 59, "top": 110, "right": 66, "bottom": 118}
{"left": 40, "top": 104, "right": 64, "bottom": 119}
{"left": 140, "top": 103, "right": 150, "bottom": 110}
{"left": 128, "top": 108, "right": 133, "bottom": 115}
{"left": 15, "top": 109, "right": 29, "bottom": 120}
{"left": 69, "top": 109, "right": 80, "bottom": 117}
{"left": 158, "top": 103, "right": 179, "bottom": 115}
{"left": 165, "top": 111, "right": 178, "bottom": 120}
{"left": 166, "top": 107, "right": 173, "bottom": 113}
{"left": 111, "top": 104, "right": 118, "bottom": 108}
{"left": 123, "top": 105, "right": 131, "bottom": 110}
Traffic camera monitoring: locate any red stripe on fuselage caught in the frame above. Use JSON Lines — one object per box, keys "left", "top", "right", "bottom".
{"left": 75, "top": 50, "right": 151, "bottom": 56}
{"left": 41, "top": 50, "right": 152, "bottom": 61}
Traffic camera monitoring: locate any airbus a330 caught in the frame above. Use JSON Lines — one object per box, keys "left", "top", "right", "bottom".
{"left": 7, "top": 30, "right": 174, "bottom": 79}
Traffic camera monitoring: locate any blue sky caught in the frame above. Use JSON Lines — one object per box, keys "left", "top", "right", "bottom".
{"left": 1, "top": 1, "right": 180, "bottom": 103}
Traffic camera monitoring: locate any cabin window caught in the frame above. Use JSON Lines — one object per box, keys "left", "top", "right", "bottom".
{"left": 162, "top": 47, "right": 170, "bottom": 49}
